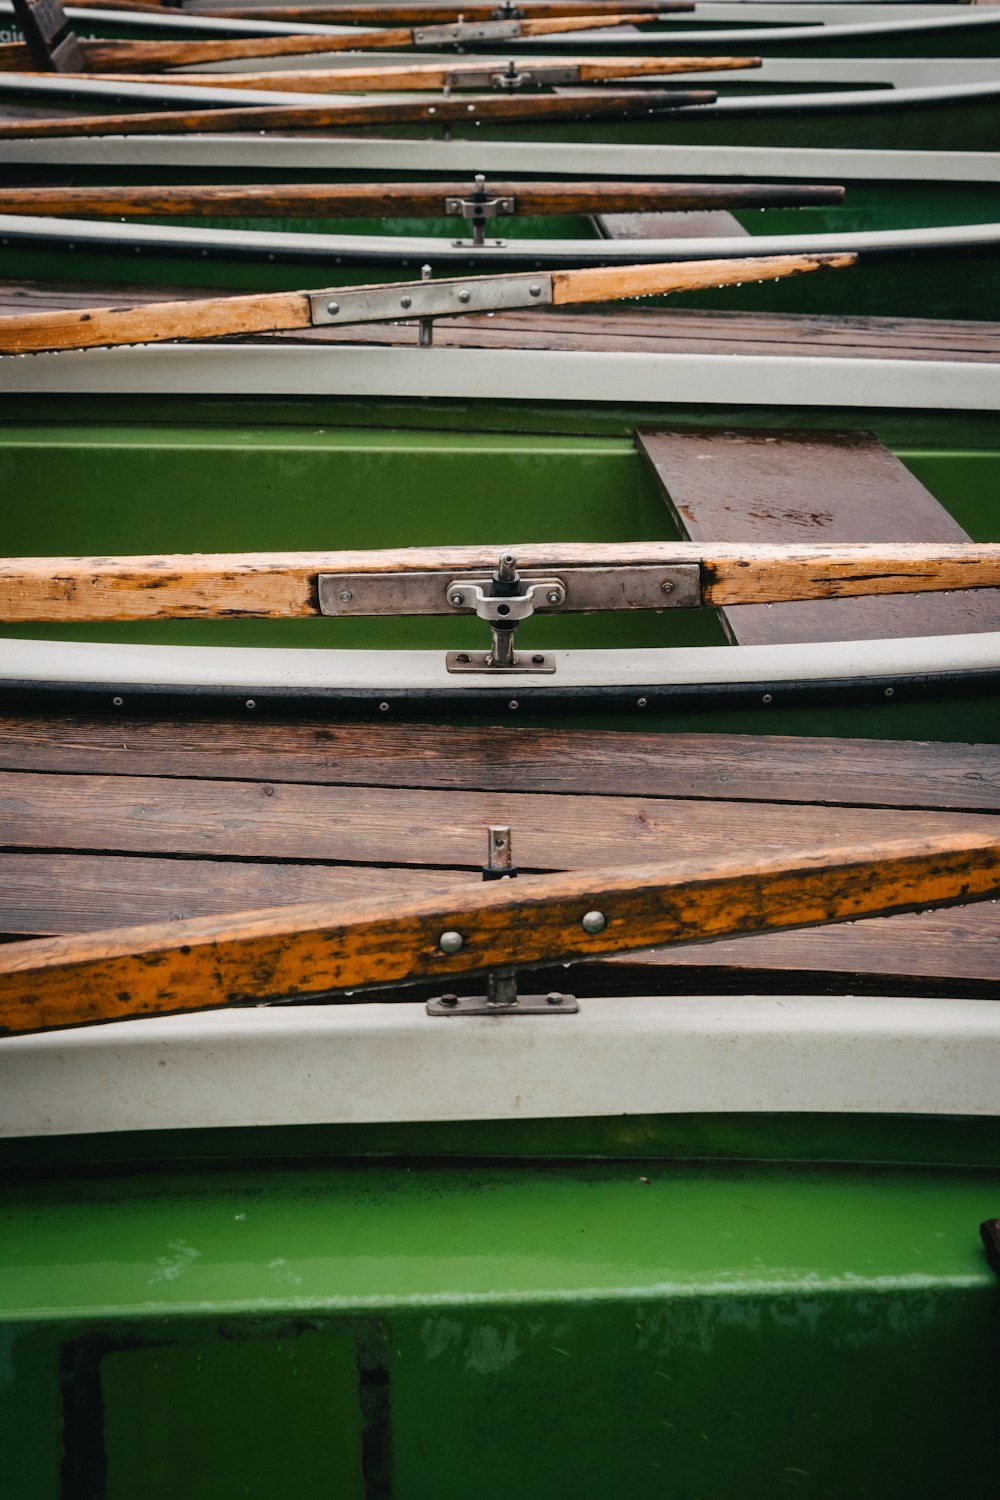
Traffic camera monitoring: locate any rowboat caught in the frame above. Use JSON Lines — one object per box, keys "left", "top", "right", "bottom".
{"left": 2, "top": 23, "right": 1000, "bottom": 1493}
{"left": 1, "top": 282, "right": 999, "bottom": 1492}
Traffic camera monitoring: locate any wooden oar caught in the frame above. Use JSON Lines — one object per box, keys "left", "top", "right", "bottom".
{"left": 0, "top": 253, "right": 853, "bottom": 351}
{"left": 88, "top": 2, "right": 696, "bottom": 19}
{"left": 1, "top": 543, "right": 995, "bottom": 622}
{"left": 0, "top": 830, "right": 996, "bottom": 1035}
{"left": 0, "top": 85, "right": 715, "bottom": 138}
{"left": 69, "top": 55, "right": 762, "bottom": 92}
{"left": 0, "top": 180, "right": 844, "bottom": 220}
{"left": 0, "top": 13, "right": 669, "bottom": 71}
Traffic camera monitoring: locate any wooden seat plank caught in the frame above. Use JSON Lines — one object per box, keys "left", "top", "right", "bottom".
{"left": 1, "top": 767, "right": 996, "bottom": 870}
{"left": 636, "top": 426, "right": 1000, "bottom": 644}
{"left": 2, "top": 716, "right": 998, "bottom": 812}
{"left": 592, "top": 209, "right": 751, "bottom": 240}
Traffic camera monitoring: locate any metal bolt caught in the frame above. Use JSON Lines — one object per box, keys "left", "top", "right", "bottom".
{"left": 582, "top": 910, "right": 607, "bottom": 934}
{"left": 112, "top": 695, "right": 124, "bottom": 707}
{"left": 456, "top": 652, "right": 471, "bottom": 663}
{"left": 546, "top": 992, "right": 564, "bottom": 1006}
{"left": 636, "top": 697, "right": 648, "bottom": 708}
{"left": 661, "top": 580, "right": 674, "bottom": 595}
{"left": 508, "top": 700, "right": 519, "bottom": 711}
{"left": 762, "top": 693, "right": 773, "bottom": 705}
{"left": 457, "top": 289, "right": 471, "bottom": 304}
{"left": 378, "top": 702, "right": 390, "bottom": 713}
{"left": 450, "top": 591, "right": 465, "bottom": 607}
{"left": 245, "top": 699, "right": 256, "bottom": 710}
{"left": 439, "top": 930, "right": 464, "bottom": 954}
{"left": 529, "top": 283, "right": 542, "bottom": 297}
{"left": 338, "top": 589, "right": 353, "bottom": 603}
{"left": 439, "top": 993, "right": 459, "bottom": 1007}
{"left": 400, "top": 295, "right": 412, "bottom": 309}
{"left": 885, "top": 686, "right": 895, "bottom": 698}
{"left": 532, "top": 654, "right": 545, "bottom": 665}
{"left": 326, "top": 300, "right": 340, "bottom": 316}
{"left": 546, "top": 590, "right": 561, "bottom": 605}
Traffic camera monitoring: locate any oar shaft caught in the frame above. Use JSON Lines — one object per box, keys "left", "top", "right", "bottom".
{"left": 0, "top": 544, "right": 994, "bottom": 622}
{"left": 0, "top": 832, "right": 996, "bottom": 1034}
{"left": 0, "top": 87, "right": 714, "bottom": 138}
{"left": 0, "top": 181, "right": 844, "bottom": 218}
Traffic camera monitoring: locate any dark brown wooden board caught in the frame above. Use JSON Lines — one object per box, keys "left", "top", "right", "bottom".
{"left": 593, "top": 209, "right": 750, "bottom": 240}
{"left": 2, "top": 717, "right": 997, "bottom": 812}
{"left": 2, "top": 767, "right": 996, "bottom": 871}
{"left": 636, "top": 427, "right": 1000, "bottom": 644}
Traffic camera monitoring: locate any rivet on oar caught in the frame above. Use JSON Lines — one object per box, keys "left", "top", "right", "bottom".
{"left": 439, "top": 930, "right": 464, "bottom": 954}
{"left": 326, "top": 301, "right": 340, "bottom": 317}
{"left": 400, "top": 296, "right": 412, "bottom": 309}
{"left": 529, "top": 284, "right": 542, "bottom": 297}
{"left": 458, "top": 289, "right": 471, "bottom": 304}
{"left": 582, "top": 911, "right": 607, "bottom": 934}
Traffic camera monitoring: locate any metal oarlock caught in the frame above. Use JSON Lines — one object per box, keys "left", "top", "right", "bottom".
{"left": 427, "top": 825, "right": 578, "bottom": 1017}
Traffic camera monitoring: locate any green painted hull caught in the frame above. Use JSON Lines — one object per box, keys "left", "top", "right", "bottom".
{"left": 1, "top": 1115, "right": 998, "bottom": 1499}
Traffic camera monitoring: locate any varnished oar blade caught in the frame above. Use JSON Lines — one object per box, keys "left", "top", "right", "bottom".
{"left": 0, "top": 86, "right": 715, "bottom": 139}
{"left": 0, "top": 253, "right": 853, "bottom": 354}
{"left": 0, "top": 831, "right": 997, "bottom": 1035}
{"left": 0, "top": 180, "right": 844, "bottom": 219}
{"left": 1, "top": 543, "right": 996, "bottom": 623}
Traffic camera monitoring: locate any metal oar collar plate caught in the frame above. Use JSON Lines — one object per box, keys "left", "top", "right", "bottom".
{"left": 314, "top": 270, "right": 553, "bottom": 325}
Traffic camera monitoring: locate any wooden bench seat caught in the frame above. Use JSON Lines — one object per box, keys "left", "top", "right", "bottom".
{"left": 636, "top": 426, "right": 1000, "bottom": 644}
{"left": 1, "top": 713, "right": 996, "bottom": 998}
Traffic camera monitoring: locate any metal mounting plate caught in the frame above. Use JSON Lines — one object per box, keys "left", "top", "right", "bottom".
{"left": 413, "top": 19, "right": 523, "bottom": 41}
{"left": 427, "top": 991, "right": 579, "bottom": 1016}
{"left": 445, "top": 649, "right": 556, "bottom": 673}
{"left": 310, "top": 272, "right": 553, "bottom": 328}
{"left": 318, "top": 565, "right": 701, "bottom": 617}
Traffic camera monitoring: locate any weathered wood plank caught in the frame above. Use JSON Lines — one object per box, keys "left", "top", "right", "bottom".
{"left": 0, "top": 853, "right": 994, "bottom": 996}
{"left": 0, "top": 14, "right": 681, "bottom": 72}
{"left": 594, "top": 208, "right": 751, "bottom": 240}
{"left": 0, "top": 542, "right": 993, "bottom": 621}
{"left": 77, "top": 55, "right": 761, "bottom": 92}
{"left": 2, "top": 718, "right": 997, "bottom": 812}
{"left": 637, "top": 427, "right": 1000, "bottom": 643}
{"left": 1, "top": 768, "right": 996, "bottom": 868}
{"left": 0, "top": 254, "right": 851, "bottom": 353}
{"left": 0, "top": 180, "right": 841, "bottom": 220}
{"left": 0, "top": 85, "right": 717, "bottom": 139}
{"left": 1, "top": 830, "right": 997, "bottom": 1034}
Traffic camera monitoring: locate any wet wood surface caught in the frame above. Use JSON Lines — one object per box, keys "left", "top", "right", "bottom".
{"left": 0, "top": 716, "right": 997, "bottom": 998}
{"left": 1, "top": 541, "right": 994, "bottom": 621}
{"left": 637, "top": 428, "right": 1000, "bottom": 643}
{"left": 1, "top": 828, "right": 997, "bottom": 1033}
{"left": 0, "top": 180, "right": 841, "bottom": 219}
{"left": 2, "top": 283, "right": 995, "bottom": 364}
{"left": 0, "top": 253, "right": 852, "bottom": 352}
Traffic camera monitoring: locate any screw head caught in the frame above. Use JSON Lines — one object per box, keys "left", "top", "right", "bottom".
{"left": 532, "top": 654, "right": 545, "bottom": 665}
{"left": 439, "top": 930, "right": 464, "bottom": 954}
{"left": 326, "top": 300, "right": 340, "bottom": 316}
{"left": 457, "top": 289, "right": 471, "bottom": 304}
{"left": 400, "top": 295, "right": 412, "bottom": 309}
{"left": 529, "top": 283, "right": 542, "bottom": 297}
{"left": 439, "top": 993, "right": 459, "bottom": 1008}
{"left": 112, "top": 694, "right": 124, "bottom": 707}
{"left": 546, "top": 992, "right": 564, "bottom": 1005}
{"left": 245, "top": 699, "right": 256, "bottom": 710}
{"left": 636, "top": 697, "right": 648, "bottom": 708}
{"left": 661, "top": 580, "right": 674, "bottom": 595}
{"left": 378, "top": 702, "right": 390, "bottom": 713}
{"left": 338, "top": 589, "right": 353, "bottom": 603}
{"left": 582, "top": 910, "right": 607, "bottom": 935}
